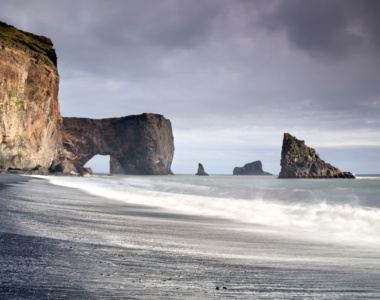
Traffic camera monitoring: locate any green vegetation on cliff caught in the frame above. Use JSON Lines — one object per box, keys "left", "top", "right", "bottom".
{"left": 282, "top": 133, "right": 309, "bottom": 160}
{"left": 0, "top": 21, "right": 57, "bottom": 69}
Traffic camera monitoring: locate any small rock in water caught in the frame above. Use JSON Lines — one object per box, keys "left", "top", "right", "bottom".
{"left": 196, "top": 163, "right": 209, "bottom": 176}
{"left": 216, "top": 286, "right": 220, "bottom": 290}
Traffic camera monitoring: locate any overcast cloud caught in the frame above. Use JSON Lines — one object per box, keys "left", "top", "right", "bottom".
{"left": 1, "top": 0, "right": 379, "bottom": 174}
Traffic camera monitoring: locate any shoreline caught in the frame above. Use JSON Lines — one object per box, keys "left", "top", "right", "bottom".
{"left": 1, "top": 174, "right": 379, "bottom": 299}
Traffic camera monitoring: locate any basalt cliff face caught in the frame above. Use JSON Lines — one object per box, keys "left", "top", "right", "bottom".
{"left": 51, "top": 114, "right": 174, "bottom": 175}
{"left": 0, "top": 21, "right": 61, "bottom": 173}
{"left": 278, "top": 133, "right": 355, "bottom": 179}
{"left": 233, "top": 161, "right": 272, "bottom": 175}
{"left": 0, "top": 22, "right": 174, "bottom": 175}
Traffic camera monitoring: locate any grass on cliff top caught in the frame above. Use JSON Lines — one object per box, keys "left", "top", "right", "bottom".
{"left": 0, "top": 21, "right": 57, "bottom": 69}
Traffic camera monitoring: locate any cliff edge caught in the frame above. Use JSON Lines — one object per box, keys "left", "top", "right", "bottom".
{"left": 0, "top": 21, "right": 61, "bottom": 173}
{"left": 278, "top": 133, "right": 355, "bottom": 179}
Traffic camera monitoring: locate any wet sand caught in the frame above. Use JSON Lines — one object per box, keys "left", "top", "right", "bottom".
{"left": 1, "top": 174, "right": 379, "bottom": 299}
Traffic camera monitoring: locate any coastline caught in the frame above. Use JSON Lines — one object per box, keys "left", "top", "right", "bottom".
{"left": 1, "top": 174, "right": 379, "bottom": 299}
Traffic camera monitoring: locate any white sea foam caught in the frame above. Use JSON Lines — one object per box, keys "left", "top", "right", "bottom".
{"left": 356, "top": 176, "right": 380, "bottom": 180}
{"left": 44, "top": 175, "right": 380, "bottom": 247}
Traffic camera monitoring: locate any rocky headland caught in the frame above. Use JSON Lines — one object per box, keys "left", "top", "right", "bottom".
{"left": 195, "top": 163, "right": 209, "bottom": 176}
{"left": 0, "top": 21, "right": 174, "bottom": 175}
{"left": 278, "top": 133, "right": 355, "bottom": 179}
{"left": 233, "top": 161, "right": 272, "bottom": 175}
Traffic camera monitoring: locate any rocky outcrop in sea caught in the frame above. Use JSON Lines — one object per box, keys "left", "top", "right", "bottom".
{"left": 196, "top": 163, "right": 209, "bottom": 176}
{"left": 233, "top": 160, "right": 272, "bottom": 175}
{"left": 278, "top": 133, "right": 355, "bottom": 179}
{"left": 51, "top": 114, "right": 174, "bottom": 175}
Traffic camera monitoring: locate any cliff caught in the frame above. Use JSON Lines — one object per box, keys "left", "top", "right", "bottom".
{"left": 0, "top": 22, "right": 175, "bottom": 175}
{"left": 0, "top": 21, "right": 61, "bottom": 173}
{"left": 195, "top": 163, "right": 209, "bottom": 176}
{"left": 51, "top": 114, "right": 174, "bottom": 175}
{"left": 278, "top": 133, "right": 355, "bottom": 179}
{"left": 233, "top": 161, "right": 272, "bottom": 175}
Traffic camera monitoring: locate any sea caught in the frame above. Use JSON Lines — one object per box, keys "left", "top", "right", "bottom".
{"left": 48, "top": 173, "right": 380, "bottom": 248}
{"left": 34, "top": 173, "right": 380, "bottom": 298}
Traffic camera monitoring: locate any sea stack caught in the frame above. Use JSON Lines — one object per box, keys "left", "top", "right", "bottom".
{"left": 278, "top": 133, "right": 355, "bottom": 179}
{"left": 233, "top": 160, "right": 272, "bottom": 175}
{"left": 196, "top": 163, "right": 209, "bottom": 176}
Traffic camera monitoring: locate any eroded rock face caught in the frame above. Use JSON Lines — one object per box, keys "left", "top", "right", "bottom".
{"left": 0, "top": 22, "right": 61, "bottom": 173}
{"left": 51, "top": 114, "right": 174, "bottom": 175}
{"left": 278, "top": 133, "right": 355, "bottom": 179}
{"left": 0, "top": 22, "right": 175, "bottom": 175}
{"left": 233, "top": 161, "right": 272, "bottom": 175}
{"left": 110, "top": 156, "right": 125, "bottom": 174}
{"left": 196, "top": 163, "right": 209, "bottom": 176}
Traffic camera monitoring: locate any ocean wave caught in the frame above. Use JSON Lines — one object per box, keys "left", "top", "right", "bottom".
{"left": 45, "top": 175, "right": 380, "bottom": 247}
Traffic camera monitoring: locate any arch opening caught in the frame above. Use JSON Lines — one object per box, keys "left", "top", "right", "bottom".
{"left": 84, "top": 155, "right": 111, "bottom": 174}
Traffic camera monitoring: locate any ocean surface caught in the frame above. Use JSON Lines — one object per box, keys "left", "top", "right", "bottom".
{"left": 48, "top": 174, "right": 380, "bottom": 248}
{"left": 2, "top": 173, "right": 379, "bottom": 298}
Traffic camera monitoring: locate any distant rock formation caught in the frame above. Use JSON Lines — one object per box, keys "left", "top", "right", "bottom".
{"left": 233, "top": 161, "right": 272, "bottom": 175}
{"left": 0, "top": 21, "right": 175, "bottom": 175}
{"left": 278, "top": 133, "right": 355, "bottom": 179}
{"left": 196, "top": 163, "right": 209, "bottom": 176}
{"left": 51, "top": 114, "right": 174, "bottom": 175}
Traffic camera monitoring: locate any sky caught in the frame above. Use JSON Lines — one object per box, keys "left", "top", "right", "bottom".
{"left": 1, "top": 0, "right": 379, "bottom": 174}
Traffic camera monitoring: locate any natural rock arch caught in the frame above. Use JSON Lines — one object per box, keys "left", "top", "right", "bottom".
{"left": 51, "top": 114, "right": 174, "bottom": 175}
{"left": 83, "top": 154, "right": 110, "bottom": 173}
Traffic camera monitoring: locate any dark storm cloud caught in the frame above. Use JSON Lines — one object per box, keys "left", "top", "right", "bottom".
{"left": 54, "top": 0, "right": 231, "bottom": 83}
{"left": 0, "top": 0, "right": 227, "bottom": 78}
{"left": 75, "top": 0, "right": 223, "bottom": 50}
{"left": 258, "top": 0, "right": 380, "bottom": 60}
{"left": 2, "top": 0, "right": 378, "bottom": 123}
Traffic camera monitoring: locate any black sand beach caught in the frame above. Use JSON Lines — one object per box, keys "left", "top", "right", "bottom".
{"left": 1, "top": 174, "right": 380, "bottom": 299}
